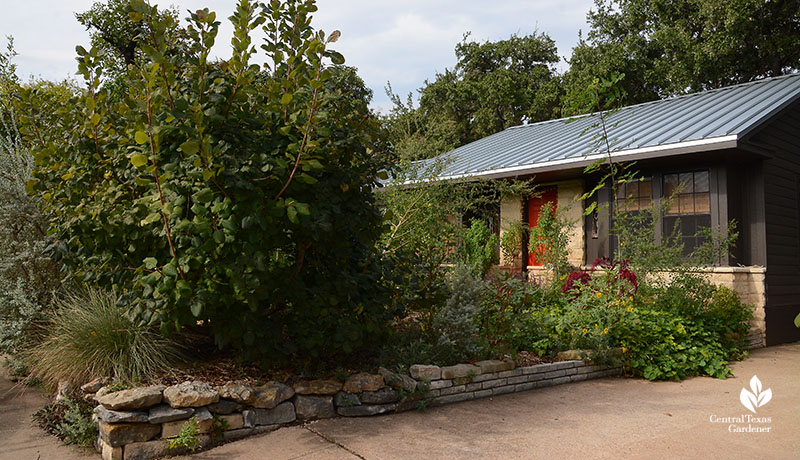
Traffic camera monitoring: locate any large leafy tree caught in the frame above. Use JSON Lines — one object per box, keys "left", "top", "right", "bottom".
{"left": 76, "top": 0, "right": 182, "bottom": 81}
{"left": 16, "top": 0, "right": 394, "bottom": 361}
{"left": 388, "top": 32, "right": 562, "bottom": 159}
{"left": 564, "top": 0, "right": 800, "bottom": 108}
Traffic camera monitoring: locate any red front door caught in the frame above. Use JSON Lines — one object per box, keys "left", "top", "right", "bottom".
{"left": 528, "top": 187, "right": 558, "bottom": 266}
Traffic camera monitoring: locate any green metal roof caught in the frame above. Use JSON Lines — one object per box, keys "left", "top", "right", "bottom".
{"left": 430, "top": 73, "right": 800, "bottom": 180}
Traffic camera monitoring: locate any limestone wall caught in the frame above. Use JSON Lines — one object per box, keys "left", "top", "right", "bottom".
{"left": 705, "top": 267, "right": 767, "bottom": 348}
{"left": 555, "top": 179, "right": 585, "bottom": 267}
{"left": 89, "top": 360, "right": 619, "bottom": 460}
{"left": 499, "top": 197, "right": 522, "bottom": 266}
{"left": 500, "top": 179, "right": 585, "bottom": 268}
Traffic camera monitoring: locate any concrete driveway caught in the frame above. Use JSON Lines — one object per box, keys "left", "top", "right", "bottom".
{"left": 3, "top": 343, "right": 798, "bottom": 460}
{"left": 176, "top": 343, "right": 799, "bottom": 460}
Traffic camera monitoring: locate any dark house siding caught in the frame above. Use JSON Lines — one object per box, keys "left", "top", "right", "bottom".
{"left": 747, "top": 100, "right": 800, "bottom": 345}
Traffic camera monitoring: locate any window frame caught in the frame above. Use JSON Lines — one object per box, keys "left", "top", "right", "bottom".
{"left": 604, "top": 165, "right": 723, "bottom": 263}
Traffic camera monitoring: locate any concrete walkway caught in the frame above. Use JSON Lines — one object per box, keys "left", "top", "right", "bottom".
{"left": 0, "top": 368, "right": 94, "bottom": 460}
{"left": 3, "top": 343, "right": 798, "bottom": 459}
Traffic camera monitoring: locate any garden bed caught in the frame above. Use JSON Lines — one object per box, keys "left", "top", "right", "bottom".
{"left": 88, "top": 358, "right": 620, "bottom": 460}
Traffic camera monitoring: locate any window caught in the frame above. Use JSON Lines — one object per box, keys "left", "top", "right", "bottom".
{"left": 616, "top": 177, "right": 653, "bottom": 212}
{"left": 662, "top": 170, "right": 711, "bottom": 255}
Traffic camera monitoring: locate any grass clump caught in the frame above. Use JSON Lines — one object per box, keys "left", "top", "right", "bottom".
{"left": 28, "top": 287, "right": 183, "bottom": 386}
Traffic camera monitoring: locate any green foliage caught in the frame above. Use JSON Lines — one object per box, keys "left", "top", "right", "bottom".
{"left": 615, "top": 309, "right": 731, "bottom": 380}
{"left": 457, "top": 220, "right": 499, "bottom": 278}
{"left": 555, "top": 261, "right": 637, "bottom": 362}
{"left": 168, "top": 417, "right": 201, "bottom": 451}
{"left": 644, "top": 275, "right": 752, "bottom": 359}
{"left": 417, "top": 32, "right": 563, "bottom": 147}
{"left": 106, "top": 381, "right": 133, "bottom": 393}
{"left": 34, "top": 395, "right": 98, "bottom": 448}
{"left": 613, "top": 194, "right": 739, "bottom": 273}
{"left": 28, "top": 288, "right": 184, "bottom": 386}
{"left": 564, "top": 0, "right": 800, "bottom": 108}
{"left": 479, "top": 272, "right": 559, "bottom": 356}
{"left": 529, "top": 201, "right": 574, "bottom": 277}
{"left": 0, "top": 104, "right": 62, "bottom": 358}
{"left": 18, "top": 0, "right": 394, "bottom": 361}
{"left": 500, "top": 220, "right": 526, "bottom": 268}
{"left": 210, "top": 415, "right": 229, "bottom": 442}
{"left": 75, "top": 0, "right": 181, "bottom": 84}
{"left": 58, "top": 396, "right": 99, "bottom": 447}
{"left": 431, "top": 266, "right": 487, "bottom": 363}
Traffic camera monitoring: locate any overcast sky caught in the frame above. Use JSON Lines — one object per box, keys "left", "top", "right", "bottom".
{"left": 1, "top": 0, "right": 595, "bottom": 113}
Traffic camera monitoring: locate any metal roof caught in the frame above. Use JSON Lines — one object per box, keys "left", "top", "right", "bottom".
{"left": 429, "top": 73, "right": 800, "bottom": 181}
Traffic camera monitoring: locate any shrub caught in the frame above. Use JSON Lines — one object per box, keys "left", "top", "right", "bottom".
{"left": 28, "top": 288, "right": 184, "bottom": 386}
{"left": 16, "top": 0, "right": 395, "bottom": 361}
{"left": 646, "top": 274, "right": 752, "bottom": 359}
{"left": 0, "top": 110, "right": 61, "bottom": 358}
{"left": 614, "top": 309, "right": 731, "bottom": 380}
{"left": 500, "top": 219, "right": 526, "bottom": 268}
{"left": 168, "top": 417, "right": 201, "bottom": 451}
{"left": 33, "top": 395, "right": 97, "bottom": 447}
{"left": 457, "top": 220, "right": 499, "bottom": 278}
{"left": 432, "top": 266, "right": 487, "bottom": 363}
{"left": 529, "top": 201, "right": 574, "bottom": 277}
{"left": 554, "top": 259, "right": 637, "bottom": 363}
{"left": 479, "top": 271, "right": 558, "bottom": 356}
{"left": 58, "top": 396, "right": 98, "bottom": 447}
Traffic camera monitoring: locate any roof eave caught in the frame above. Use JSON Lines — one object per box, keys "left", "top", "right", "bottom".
{"left": 436, "top": 135, "right": 739, "bottom": 182}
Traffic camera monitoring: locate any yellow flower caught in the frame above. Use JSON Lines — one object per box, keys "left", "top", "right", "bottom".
{"left": 627, "top": 306, "right": 633, "bottom": 312}
{"left": 603, "top": 328, "right": 609, "bottom": 334}
{"left": 582, "top": 328, "right": 588, "bottom": 334}
{"left": 596, "top": 292, "right": 603, "bottom": 299}
{"left": 622, "top": 346, "right": 628, "bottom": 353}
{"left": 595, "top": 323, "right": 599, "bottom": 329}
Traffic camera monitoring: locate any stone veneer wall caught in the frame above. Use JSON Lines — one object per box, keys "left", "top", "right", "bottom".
{"left": 90, "top": 359, "right": 620, "bottom": 460}
{"left": 499, "top": 179, "right": 585, "bottom": 268}
{"left": 705, "top": 266, "right": 767, "bottom": 348}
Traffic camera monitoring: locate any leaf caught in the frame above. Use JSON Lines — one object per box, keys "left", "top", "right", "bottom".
{"left": 90, "top": 113, "right": 101, "bottom": 126}
{"left": 180, "top": 140, "right": 200, "bottom": 155}
{"left": 795, "top": 312, "right": 800, "bottom": 328}
{"left": 758, "top": 388, "right": 772, "bottom": 406}
{"left": 329, "top": 51, "right": 345, "bottom": 65}
{"left": 327, "top": 30, "right": 341, "bottom": 43}
{"left": 740, "top": 387, "right": 757, "bottom": 413}
{"left": 140, "top": 212, "right": 161, "bottom": 225}
{"left": 130, "top": 154, "right": 148, "bottom": 168}
{"left": 134, "top": 131, "right": 149, "bottom": 144}
{"left": 287, "top": 205, "right": 298, "bottom": 223}
{"left": 193, "top": 188, "right": 214, "bottom": 203}
{"left": 750, "top": 375, "right": 762, "bottom": 395}
{"left": 162, "top": 263, "right": 178, "bottom": 277}
{"left": 143, "top": 257, "right": 158, "bottom": 270}
{"left": 280, "top": 93, "right": 293, "bottom": 105}
{"left": 190, "top": 302, "right": 203, "bottom": 317}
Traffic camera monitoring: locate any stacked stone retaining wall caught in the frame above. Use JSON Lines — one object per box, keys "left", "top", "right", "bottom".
{"left": 89, "top": 359, "right": 620, "bottom": 460}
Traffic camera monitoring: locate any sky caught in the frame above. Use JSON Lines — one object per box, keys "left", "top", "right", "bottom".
{"left": 0, "top": 0, "right": 596, "bottom": 113}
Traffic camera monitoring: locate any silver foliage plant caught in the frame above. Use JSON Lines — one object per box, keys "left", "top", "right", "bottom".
{"left": 0, "top": 112, "right": 59, "bottom": 355}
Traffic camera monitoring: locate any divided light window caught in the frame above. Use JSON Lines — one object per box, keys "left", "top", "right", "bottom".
{"left": 616, "top": 177, "right": 653, "bottom": 212}
{"left": 663, "top": 170, "right": 711, "bottom": 255}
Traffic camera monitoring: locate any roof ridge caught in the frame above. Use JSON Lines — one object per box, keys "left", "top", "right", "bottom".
{"left": 508, "top": 73, "right": 800, "bottom": 131}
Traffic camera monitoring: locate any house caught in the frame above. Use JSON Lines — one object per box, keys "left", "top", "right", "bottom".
{"left": 429, "top": 73, "right": 800, "bottom": 348}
